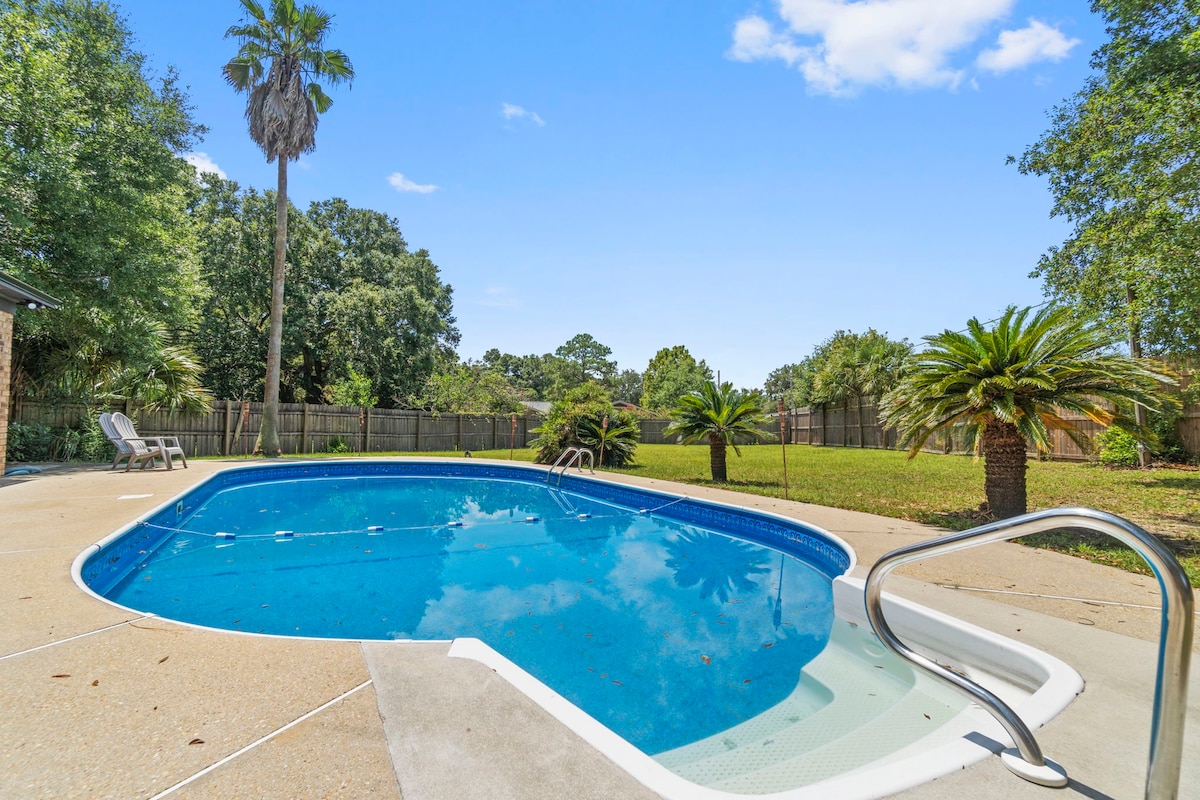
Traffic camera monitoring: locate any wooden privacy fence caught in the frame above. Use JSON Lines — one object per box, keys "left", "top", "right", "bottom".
{"left": 14, "top": 397, "right": 1200, "bottom": 460}
{"left": 13, "top": 400, "right": 539, "bottom": 458}
{"left": 779, "top": 397, "right": 1200, "bottom": 461}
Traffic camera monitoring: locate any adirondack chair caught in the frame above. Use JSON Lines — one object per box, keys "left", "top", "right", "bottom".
{"left": 98, "top": 412, "right": 138, "bottom": 470}
{"left": 103, "top": 412, "right": 188, "bottom": 471}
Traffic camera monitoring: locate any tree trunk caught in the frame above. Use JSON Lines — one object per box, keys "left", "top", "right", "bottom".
{"left": 1127, "top": 285, "right": 1149, "bottom": 467}
{"left": 981, "top": 418, "right": 1028, "bottom": 519}
{"left": 256, "top": 156, "right": 288, "bottom": 457}
{"left": 709, "top": 432, "right": 728, "bottom": 482}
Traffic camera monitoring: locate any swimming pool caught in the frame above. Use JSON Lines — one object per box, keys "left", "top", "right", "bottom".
{"left": 76, "top": 460, "right": 1082, "bottom": 799}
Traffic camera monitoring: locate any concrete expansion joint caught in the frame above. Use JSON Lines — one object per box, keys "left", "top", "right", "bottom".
{"left": 938, "top": 583, "right": 1194, "bottom": 613}
{"left": 145, "top": 679, "right": 375, "bottom": 800}
{"left": 0, "top": 617, "right": 147, "bottom": 662}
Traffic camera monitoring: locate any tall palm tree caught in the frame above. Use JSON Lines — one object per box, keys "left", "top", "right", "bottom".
{"left": 879, "top": 305, "right": 1174, "bottom": 519}
{"left": 223, "top": 0, "right": 353, "bottom": 456}
{"left": 664, "top": 381, "right": 773, "bottom": 482}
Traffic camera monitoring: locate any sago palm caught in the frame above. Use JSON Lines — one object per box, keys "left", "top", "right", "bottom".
{"left": 223, "top": 0, "right": 353, "bottom": 455}
{"left": 879, "top": 305, "right": 1174, "bottom": 519}
{"left": 664, "top": 381, "right": 773, "bottom": 482}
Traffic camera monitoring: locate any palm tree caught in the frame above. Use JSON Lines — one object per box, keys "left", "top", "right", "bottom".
{"left": 879, "top": 305, "right": 1174, "bottom": 519}
{"left": 223, "top": 0, "right": 353, "bottom": 456}
{"left": 664, "top": 381, "right": 773, "bottom": 482}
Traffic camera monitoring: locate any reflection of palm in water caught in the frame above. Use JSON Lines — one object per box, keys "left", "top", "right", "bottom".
{"left": 665, "top": 530, "right": 772, "bottom": 603}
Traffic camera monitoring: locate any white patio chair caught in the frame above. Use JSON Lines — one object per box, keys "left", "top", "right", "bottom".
{"left": 98, "top": 412, "right": 139, "bottom": 471}
{"left": 110, "top": 411, "right": 188, "bottom": 472}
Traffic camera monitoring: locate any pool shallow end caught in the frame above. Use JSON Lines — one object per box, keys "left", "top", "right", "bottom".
{"left": 445, "top": 576, "right": 1083, "bottom": 800}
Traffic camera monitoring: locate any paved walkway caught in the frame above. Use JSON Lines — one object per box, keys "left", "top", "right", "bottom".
{"left": 0, "top": 459, "right": 1196, "bottom": 799}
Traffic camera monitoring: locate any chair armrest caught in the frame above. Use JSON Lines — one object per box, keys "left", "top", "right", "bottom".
{"left": 121, "top": 437, "right": 164, "bottom": 449}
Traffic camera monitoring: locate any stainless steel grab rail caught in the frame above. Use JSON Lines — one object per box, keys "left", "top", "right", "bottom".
{"left": 546, "top": 446, "right": 594, "bottom": 484}
{"left": 864, "top": 507, "right": 1193, "bottom": 799}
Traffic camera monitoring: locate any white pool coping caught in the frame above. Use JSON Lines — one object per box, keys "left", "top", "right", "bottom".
{"left": 449, "top": 576, "right": 1083, "bottom": 800}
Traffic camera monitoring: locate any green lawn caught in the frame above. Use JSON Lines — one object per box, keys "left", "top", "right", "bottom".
{"left": 396, "top": 443, "right": 1200, "bottom": 586}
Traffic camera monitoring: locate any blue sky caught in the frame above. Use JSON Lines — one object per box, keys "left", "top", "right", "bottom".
{"left": 116, "top": 0, "right": 1105, "bottom": 390}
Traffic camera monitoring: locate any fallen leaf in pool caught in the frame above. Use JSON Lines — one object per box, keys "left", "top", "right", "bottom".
{"left": 51, "top": 674, "right": 70, "bottom": 678}
{"left": 701, "top": 655, "right": 711, "bottom": 665}
{"left": 189, "top": 738, "right": 204, "bottom": 745}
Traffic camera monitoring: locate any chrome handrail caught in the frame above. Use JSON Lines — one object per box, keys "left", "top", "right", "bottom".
{"left": 546, "top": 446, "right": 594, "bottom": 484}
{"left": 864, "top": 507, "right": 1193, "bottom": 799}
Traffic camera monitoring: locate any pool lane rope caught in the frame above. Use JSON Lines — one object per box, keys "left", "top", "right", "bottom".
{"left": 132, "top": 493, "right": 692, "bottom": 543}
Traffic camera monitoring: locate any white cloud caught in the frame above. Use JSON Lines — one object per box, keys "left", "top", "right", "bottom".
{"left": 728, "top": 15, "right": 805, "bottom": 65}
{"left": 728, "top": 0, "right": 1053, "bottom": 95}
{"left": 976, "top": 19, "right": 1080, "bottom": 73}
{"left": 387, "top": 172, "right": 439, "bottom": 194}
{"left": 480, "top": 286, "right": 521, "bottom": 308}
{"left": 501, "top": 102, "right": 545, "bottom": 127}
{"left": 183, "top": 152, "right": 226, "bottom": 179}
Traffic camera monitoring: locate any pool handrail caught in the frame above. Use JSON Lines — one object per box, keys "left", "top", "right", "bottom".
{"left": 547, "top": 446, "right": 594, "bottom": 484}
{"left": 864, "top": 507, "right": 1193, "bottom": 800}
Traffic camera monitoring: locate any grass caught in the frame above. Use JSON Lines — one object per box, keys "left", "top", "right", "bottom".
{"left": 222, "top": 443, "right": 1200, "bottom": 586}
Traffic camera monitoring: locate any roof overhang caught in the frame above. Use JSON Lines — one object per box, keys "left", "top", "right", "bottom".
{"left": 0, "top": 271, "right": 60, "bottom": 315}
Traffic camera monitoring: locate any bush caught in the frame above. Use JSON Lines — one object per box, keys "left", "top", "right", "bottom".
{"left": 530, "top": 383, "right": 640, "bottom": 467}
{"left": 324, "top": 368, "right": 378, "bottom": 407}
{"left": 1096, "top": 426, "right": 1141, "bottom": 468}
{"left": 326, "top": 435, "right": 352, "bottom": 454}
{"left": 77, "top": 410, "right": 115, "bottom": 462}
{"left": 7, "top": 412, "right": 117, "bottom": 464}
{"left": 7, "top": 421, "right": 55, "bottom": 462}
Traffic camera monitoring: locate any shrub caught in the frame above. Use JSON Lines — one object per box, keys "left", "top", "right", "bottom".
{"left": 1096, "top": 426, "right": 1141, "bottom": 468}
{"left": 530, "top": 383, "right": 640, "bottom": 467}
{"left": 7, "top": 421, "right": 55, "bottom": 462}
{"left": 326, "top": 435, "right": 352, "bottom": 454}
{"left": 7, "top": 412, "right": 117, "bottom": 464}
{"left": 324, "top": 368, "right": 378, "bottom": 407}
{"left": 77, "top": 410, "right": 115, "bottom": 462}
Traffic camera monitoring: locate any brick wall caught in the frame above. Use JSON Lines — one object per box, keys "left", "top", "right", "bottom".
{"left": 0, "top": 308, "right": 11, "bottom": 474}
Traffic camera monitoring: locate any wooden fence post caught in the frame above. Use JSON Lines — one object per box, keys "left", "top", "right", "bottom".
{"left": 301, "top": 403, "right": 310, "bottom": 454}
{"left": 858, "top": 396, "right": 866, "bottom": 448}
{"left": 363, "top": 407, "right": 372, "bottom": 453}
{"left": 457, "top": 414, "right": 463, "bottom": 451}
{"left": 415, "top": 411, "right": 422, "bottom": 452}
{"left": 222, "top": 399, "right": 233, "bottom": 456}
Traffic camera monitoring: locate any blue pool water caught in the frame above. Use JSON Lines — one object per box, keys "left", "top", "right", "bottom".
{"left": 87, "top": 463, "right": 852, "bottom": 757}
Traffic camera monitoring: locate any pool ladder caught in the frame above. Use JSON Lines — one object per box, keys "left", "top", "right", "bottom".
{"left": 547, "top": 446, "right": 594, "bottom": 485}
{"left": 864, "top": 507, "right": 1193, "bottom": 799}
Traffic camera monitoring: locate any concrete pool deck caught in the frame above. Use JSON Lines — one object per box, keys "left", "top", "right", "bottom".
{"left": 0, "top": 458, "right": 1196, "bottom": 799}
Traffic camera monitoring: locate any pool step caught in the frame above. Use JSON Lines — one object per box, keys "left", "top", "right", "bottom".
{"left": 655, "top": 623, "right": 966, "bottom": 793}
